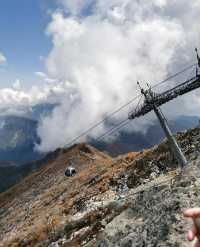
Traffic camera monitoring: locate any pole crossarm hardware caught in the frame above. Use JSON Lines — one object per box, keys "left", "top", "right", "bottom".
{"left": 128, "top": 49, "right": 200, "bottom": 167}
{"left": 128, "top": 75, "right": 200, "bottom": 120}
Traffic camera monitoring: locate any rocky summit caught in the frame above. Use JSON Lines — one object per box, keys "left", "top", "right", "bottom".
{"left": 1, "top": 126, "right": 200, "bottom": 247}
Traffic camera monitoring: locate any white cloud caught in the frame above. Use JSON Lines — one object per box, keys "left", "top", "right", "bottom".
{"left": 37, "top": 0, "right": 192, "bottom": 152}
{"left": 1, "top": 1, "right": 200, "bottom": 153}
{"left": 35, "top": 71, "right": 58, "bottom": 84}
{"left": 0, "top": 81, "right": 74, "bottom": 117}
{"left": 35, "top": 71, "right": 47, "bottom": 79}
{"left": 0, "top": 52, "right": 6, "bottom": 65}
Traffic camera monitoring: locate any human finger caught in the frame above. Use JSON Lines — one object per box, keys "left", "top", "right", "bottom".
{"left": 184, "top": 208, "right": 200, "bottom": 218}
{"left": 187, "top": 224, "right": 197, "bottom": 241}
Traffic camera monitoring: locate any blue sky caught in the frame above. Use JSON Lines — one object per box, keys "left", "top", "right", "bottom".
{"left": 0, "top": 0, "right": 57, "bottom": 88}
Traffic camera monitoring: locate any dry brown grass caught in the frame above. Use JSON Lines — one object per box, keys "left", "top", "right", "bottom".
{"left": 0, "top": 142, "right": 170, "bottom": 247}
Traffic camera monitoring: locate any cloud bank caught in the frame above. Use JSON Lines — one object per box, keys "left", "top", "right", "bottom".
{"left": 37, "top": 0, "right": 200, "bottom": 152}
{"left": 0, "top": 81, "right": 76, "bottom": 116}
{"left": 1, "top": 0, "right": 200, "bottom": 153}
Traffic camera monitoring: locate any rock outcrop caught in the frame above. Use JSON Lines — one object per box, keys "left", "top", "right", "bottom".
{"left": 1, "top": 127, "right": 200, "bottom": 247}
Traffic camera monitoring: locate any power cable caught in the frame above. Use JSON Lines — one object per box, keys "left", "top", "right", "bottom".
{"left": 96, "top": 119, "right": 130, "bottom": 142}
{"left": 95, "top": 63, "right": 196, "bottom": 143}
{"left": 95, "top": 95, "right": 143, "bottom": 142}
{"left": 64, "top": 63, "right": 196, "bottom": 147}
{"left": 64, "top": 94, "right": 141, "bottom": 147}
{"left": 186, "top": 65, "right": 196, "bottom": 82}
{"left": 152, "top": 63, "right": 197, "bottom": 89}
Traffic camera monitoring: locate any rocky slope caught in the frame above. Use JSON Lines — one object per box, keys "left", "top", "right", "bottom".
{"left": 0, "top": 114, "right": 198, "bottom": 194}
{"left": 0, "top": 149, "right": 63, "bottom": 193}
{"left": 0, "top": 126, "right": 200, "bottom": 246}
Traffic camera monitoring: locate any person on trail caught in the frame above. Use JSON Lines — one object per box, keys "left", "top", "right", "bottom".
{"left": 184, "top": 208, "right": 200, "bottom": 247}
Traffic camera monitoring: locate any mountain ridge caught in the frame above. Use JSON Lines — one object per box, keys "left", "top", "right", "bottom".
{"left": 0, "top": 125, "right": 200, "bottom": 246}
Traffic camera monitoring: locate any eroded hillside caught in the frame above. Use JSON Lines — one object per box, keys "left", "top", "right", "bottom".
{"left": 0, "top": 126, "right": 200, "bottom": 246}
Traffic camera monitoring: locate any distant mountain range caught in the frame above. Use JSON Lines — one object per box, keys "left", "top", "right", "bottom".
{"left": 0, "top": 101, "right": 199, "bottom": 165}
{"left": 0, "top": 115, "right": 41, "bottom": 164}
{"left": 94, "top": 115, "right": 200, "bottom": 156}
{"left": 0, "top": 101, "right": 199, "bottom": 193}
{"left": 0, "top": 103, "right": 57, "bottom": 165}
